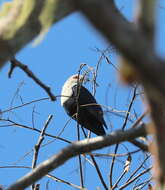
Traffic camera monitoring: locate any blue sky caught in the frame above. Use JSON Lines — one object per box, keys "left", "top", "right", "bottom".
{"left": 0, "top": 0, "right": 164, "bottom": 189}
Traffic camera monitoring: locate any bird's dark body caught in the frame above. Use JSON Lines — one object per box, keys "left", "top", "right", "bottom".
{"left": 63, "top": 85, "right": 107, "bottom": 136}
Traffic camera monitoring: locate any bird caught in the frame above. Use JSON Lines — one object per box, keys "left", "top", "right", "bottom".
{"left": 61, "top": 74, "right": 107, "bottom": 136}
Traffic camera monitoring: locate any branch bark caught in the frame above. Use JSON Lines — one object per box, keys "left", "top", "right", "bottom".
{"left": 6, "top": 125, "right": 147, "bottom": 190}
{"left": 73, "top": 0, "right": 165, "bottom": 106}
{"left": 1, "top": 0, "right": 164, "bottom": 187}
{"left": 72, "top": 0, "right": 165, "bottom": 186}
{"left": 0, "top": 0, "right": 75, "bottom": 68}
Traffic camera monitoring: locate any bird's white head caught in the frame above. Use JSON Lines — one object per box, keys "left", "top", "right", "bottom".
{"left": 61, "top": 74, "right": 86, "bottom": 105}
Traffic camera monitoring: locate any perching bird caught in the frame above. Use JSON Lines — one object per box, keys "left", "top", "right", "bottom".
{"left": 61, "top": 74, "right": 107, "bottom": 136}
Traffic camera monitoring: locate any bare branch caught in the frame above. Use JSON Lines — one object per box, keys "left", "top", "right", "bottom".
{"left": 148, "top": 99, "right": 165, "bottom": 184}
{"left": 31, "top": 115, "right": 53, "bottom": 190}
{"left": 9, "top": 58, "right": 56, "bottom": 101}
{"left": 126, "top": 154, "right": 151, "bottom": 183}
{"left": 0, "top": 118, "right": 71, "bottom": 144}
{"left": 0, "top": 0, "right": 75, "bottom": 68}
{"left": 73, "top": 0, "right": 165, "bottom": 106}
{"left": 135, "top": 0, "right": 156, "bottom": 42}
{"left": 1, "top": 97, "right": 49, "bottom": 114}
{"left": 129, "top": 138, "right": 148, "bottom": 152}
{"left": 109, "top": 86, "right": 137, "bottom": 188}
{"left": 47, "top": 174, "right": 87, "bottom": 190}
{"left": 118, "top": 167, "right": 152, "bottom": 189}
{"left": 73, "top": 0, "right": 165, "bottom": 185}
{"left": 6, "top": 125, "right": 147, "bottom": 190}
{"left": 0, "top": 165, "right": 86, "bottom": 190}
{"left": 77, "top": 128, "right": 84, "bottom": 188}
{"left": 81, "top": 127, "right": 108, "bottom": 190}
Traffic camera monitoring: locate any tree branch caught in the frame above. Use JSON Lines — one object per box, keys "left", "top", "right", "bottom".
{"left": 9, "top": 58, "right": 56, "bottom": 101}
{"left": 0, "top": 0, "right": 75, "bottom": 68}
{"left": 148, "top": 99, "right": 165, "bottom": 184}
{"left": 6, "top": 125, "right": 147, "bottom": 190}
{"left": 31, "top": 115, "right": 53, "bottom": 190}
{"left": 73, "top": 0, "right": 165, "bottom": 106}
{"left": 135, "top": 0, "right": 156, "bottom": 42}
{"left": 72, "top": 0, "right": 165, "bottom": 185}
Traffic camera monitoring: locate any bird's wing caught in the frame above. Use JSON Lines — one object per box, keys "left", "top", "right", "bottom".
{"left": 72, "top": 85, "right": 107, "bottom": 128}
{"left": 72, "top": 85, "right": 97, "bottom": 103}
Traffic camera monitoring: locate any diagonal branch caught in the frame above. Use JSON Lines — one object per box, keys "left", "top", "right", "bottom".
{"left": 135, "top": 0, "right": 156, "bottom": 42}
{"left": 73, "top": 0, "right": 165, "bottom": 105}
{"left": 0, "top": 0, "right": 75, "bottom": 67}
{"left": 72, "top": 0, "right": 165, "bottom": 185}
{"left": 9, "top": 57, "right": 56, "bottom": 101}
{"left": 6, "top": 125, "right": 147, "bottom": 190}
{"left": 31, "top": 115, "right": 53, "bottom": 190}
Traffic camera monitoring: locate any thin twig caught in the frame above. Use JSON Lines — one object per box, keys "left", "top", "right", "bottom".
{"left": 118, "top": 167, "right": 152, "bottom": 190}
{"left": 1, "top": 97, "right": 49, "bottom": 114}
{"left": 112, "top": 170, "right": 127, "bottom": 190}
{"left": 109, "top": 86, "right": 137, "bottom": 188}
{"left": 129, "top": 138, "right": 148, "bottom": 152}
{"left": 31, "top": 115, "right": 53, "bottom": 190}
{"left": 9, "top": 57, "right": 56, "bottom": 101}
{"left": 126, "top": 154, "right": 150, "bottom": 183}
{"left": 47, "top": 174, "right": 87, "bottom": 190}
{"left": 89, "top": 149, "right": 141, "bottom": 158}
{"left": 81, "top": 128, "right": 108, "bottom": 190}
{"left": 122, "top": 86, "right": 138, "bottom": 131}
{"left": 31, "top": 105, "right": 36, "bottom": 129}
{"left": 0, "top": 165, "right": 86, "bottom": 190}
{"left": 111, "top": 154, "right": 131, "bottom": 190}
{"left": 135, "top": 177, "right": 152, "bottom": 189}
{"left": 131, "top": 111, "right": 148, "bottom": 128}
{"left": 77, "top": 126, "right": 84, "bottom": 188}
{"left": 95, "top": 47, "right": 119, "bottom": 72}
{"left": 76, "top": 66, "right": 86, "bottom": 188}
{"left": 6, "top": 125, "right": 147, "bottom": 190}
{"left": 0, "top": 118, "right": 71, "bottom": 144}
{"left": 92, "top": 52, "right": 102, "bottom": 96}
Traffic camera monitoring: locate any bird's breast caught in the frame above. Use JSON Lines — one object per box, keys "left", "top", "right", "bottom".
{"left": 63, "top": 97, "right": 77, "bottom": 117}
{"left": 61, "top": 85, "right": 73, "bottom": 106}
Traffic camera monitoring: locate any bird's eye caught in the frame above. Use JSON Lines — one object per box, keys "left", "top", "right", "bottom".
{"left": 73, "top": 76, "right": 79, "bottom": 79}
